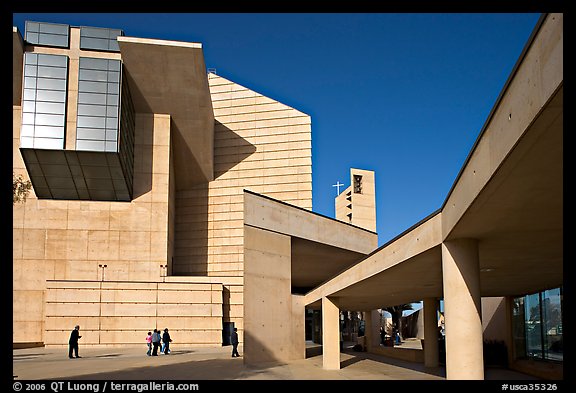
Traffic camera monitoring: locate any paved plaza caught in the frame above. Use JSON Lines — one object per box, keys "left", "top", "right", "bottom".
{"left": 13, "top": 341, "right": 538, "bottom": 381}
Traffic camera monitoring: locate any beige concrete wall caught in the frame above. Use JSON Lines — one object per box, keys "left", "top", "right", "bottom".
{"left": 481, "top": 297, "right": 507, "bottom": 342}
{"left": 173, "top": 73, "right": 312, "bottom": 277}
{"left": 44, "top": 280, "right": 222, "bottom": 347}
{"left": 243, "top": 225, "right": 293, "bottom": 363}
{"left": 13, "top": 109, "right": 173, "bottom": 344}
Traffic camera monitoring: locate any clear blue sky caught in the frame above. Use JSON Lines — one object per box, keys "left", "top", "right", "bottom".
{"left": 13, "top": 13, "right": 541, "bottom": 246}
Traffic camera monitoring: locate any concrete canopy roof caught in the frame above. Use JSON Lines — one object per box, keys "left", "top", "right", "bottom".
{"left": 117, "top": 36, "right": 214, "bottom": 189}
{"left": 244, "top": 190, "right": 378, "bottom": 292}
{"left": 304, "top": 13, "right": 563, "bottom": 311}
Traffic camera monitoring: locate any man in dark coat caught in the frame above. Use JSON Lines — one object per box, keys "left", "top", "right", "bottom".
{"left": 68, "top": 325, "right": 82, "bottom": 359}
{"left": 231, "top": 327, "right": 240, "bottom": 357}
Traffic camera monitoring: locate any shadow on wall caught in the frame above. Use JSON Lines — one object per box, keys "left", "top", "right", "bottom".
{"left": 213, "top": 120, "right": 257, "bottom": 179}
{"left": 243, "top": 329, "right": 290, "bottom": 367}
{"left": 172, "top": 121, "right": 256, "bottom": 276}
{"left": 131, "top": 113, "right": 154, "bottom": 200}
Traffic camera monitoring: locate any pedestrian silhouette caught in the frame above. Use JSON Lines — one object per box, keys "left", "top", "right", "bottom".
{"left": 162, "top": 328, "right": 172, "bottom": 354}
{"left": 68, "top": 325, "right": 82, "bottom": 359}
{"left": 146, "top": 331, "right": 152, "bottom": 356}
{"left": 231, "top": 327, "right": 240, "bottom": 357}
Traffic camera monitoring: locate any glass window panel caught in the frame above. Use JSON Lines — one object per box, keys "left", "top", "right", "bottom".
{"left": 106, "top": 130, "right": 118, "bottom": 141}
{"left": 26, "top": 22, "right": 40, "bottom": 32}
{"left": 107, "top": 71, "right": 120, "bottom": 82}
{"left": 79, "top": 69, "right": 108, "bottom": 82}
{"left": 76, "top": 128, "right": 106, "bottom": 141}
{"left": 106, "top": 106, "right": 119, "bottom": 117}
{"left": 37, "top": 65, "right": 67, "bottom": 79}
{"left": 33, "top": 137, "right": 64, "bottom": 150}
{"left": 81, "top": 27, "right": 110, "bottom": 39}
{"left": 525, "top": 293, "right": 542, "bottom": 359}
{"left": 39, "top": 23, "right": 69, "bottom": 35}
{"left": 36, "top": 89, "right": 66, "bottom": 102}
{"left": 36, "top": 78, "right": 67, "bottom": 91}
{"left": 29, "top": 176, "right": 48, "bottom": 189}
{"left": 25, "top": 53, "right": 38, "bottom": 65}
{"left": 20, "top": 124, "right": 35, "bottom": 137}
{"left": 78, "top": 92, "right": 107, "bottom": 105}
{"left": 105, "top": 142, "right": 118, "bottom": 152}
{"left": 77, "top": 189, "right": 90, "bottom": 199}
{"left": 78, "top": 80, "right": 107, "bottom": 94}
{"left": 108, "top": 60, "right": 121, "bottom": 72}
{"left": 72, "top": 174, "right": 87, "bottom": 188}
{"left": 76, "top": 139, "right": 106, "bottom": 152}
{"left": 79, "top": 57, "right": 108, "bottom": 70}
{"left": 108, "top": 40, "right": 120, "bottom": 52}
{"left": 25, "top": 163, "right": 44, "bottom": 177}
{"left": 108, "top": 29, "right": 123, "bottom": 39}
{"left": 37, "top": 54, "right": 67, "bottom": 67}
{"left": 35, "top": 113, "right": 65, "bottom": 126}
{"left": 77, "top": 116, "right": 106, "bottom": 128}
{"left": 77, "top": 104, "right": 107, "bottom": 117}
{"left": 37, "top": 34, "right": 69, "bottom": 48}
{"left": 23, "top": 89, "right": 36, "bottom": 101}
{"left": 80, "top": 37, "right": 109, "bottom": 51}
{"left": 22, "top": 113, "right": 36, "bottom": 125}
{"left": 25, "top": 32, "right": 39, "bottom": 44}
{"left": 106, "top": 95, "right": 119, "bottom": 106}
{"left": 22, "top": 101, "right": 36, "bottom": 113}
{"left": 34, "top": 125, "right": 64, "bottom": 139}
{"left": 107, "top": 82, "right": 119, "bottom": 94}
{"left": 24, "top": 77, "right": 37, "bottom": 89}
{"left": 24, "top": 65, "right": 37, "bottom": 77}
{"left": 35, "top": 102, "right": 65, "bottom": 115}
{"left": 106, "top": 118, "right": 118, "bottom": 128}
{"left": 20, "top": 136, "right": 34, "bottom": 148}
{"left": 542, "top": 288, "right": 562, "bottom": 361}
{"left": 89, "top": 189, "right": 116, "bottom": 200}
{"left": 51, "top": 188, "right": 79, "bottom": 200}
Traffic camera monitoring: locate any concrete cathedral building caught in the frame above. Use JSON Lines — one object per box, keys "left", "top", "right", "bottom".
{"left": 13, "top": 13, "right": 562, "bottom": 380}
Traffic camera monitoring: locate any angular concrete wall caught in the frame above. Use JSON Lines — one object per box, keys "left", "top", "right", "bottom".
{"left": 44, "top": 280, "right": 223, "bottom": 347}
{"left": 173, "top": 73, "right": 312, "bottom": 277}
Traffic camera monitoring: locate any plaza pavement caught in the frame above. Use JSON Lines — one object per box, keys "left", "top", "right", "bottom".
{"left": 13, "top": 341, "right": 539, "bottom": 381}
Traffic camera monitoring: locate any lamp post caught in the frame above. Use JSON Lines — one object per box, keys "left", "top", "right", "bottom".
{"left": 98, "top": 264, "right": 107, "bottom": 281}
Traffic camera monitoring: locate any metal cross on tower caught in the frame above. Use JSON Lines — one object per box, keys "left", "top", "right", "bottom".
{"left": 332, "top": 181, "right": 345, "bottom": 196}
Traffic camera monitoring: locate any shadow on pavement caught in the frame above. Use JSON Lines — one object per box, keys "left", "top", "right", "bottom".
{"left": 54, "top": 358, "right": 251, "bottom": 380}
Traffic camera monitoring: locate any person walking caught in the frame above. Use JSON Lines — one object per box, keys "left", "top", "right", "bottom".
{"left": 162, "top": 328, "right": 172, "bottom": 354}
{"left": 68, "top": 325, "right": 82, "bottom": 359}
{"left": 231, "top": 327, "right": 240, "bottom": 357}
{"left": 146, "top": 331, "right": 152, "bottom": 356}
{"left": 151, "top": 328, "right": 161, "bottom": 356}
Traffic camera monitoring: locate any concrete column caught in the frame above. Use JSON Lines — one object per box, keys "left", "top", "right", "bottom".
{"left": 423, "top": 297, "right": 439, "bottom": 367}
{"left": 370, "top": 309, "right": 381, "bottom": 348}
{"left": 364, "top": 311, "right": 372, "bottom": 351}
{"left": 322, "top": 296, "right": 340, "bottom": 370}
{"left": 442, "top": 239, "right": 484, "bottom": 380}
